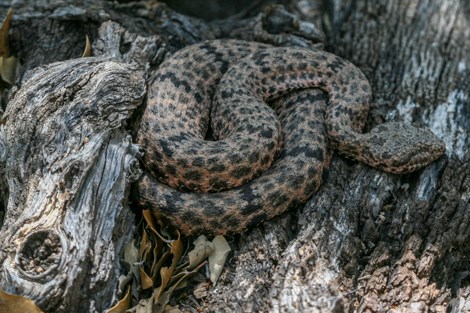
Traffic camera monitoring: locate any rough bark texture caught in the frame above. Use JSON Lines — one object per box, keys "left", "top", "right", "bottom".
{"left": 0, "top": 0, "right": 468, "bottom": 312}
{"left": 0, "top": 56, "right": 146, "bottom": 312}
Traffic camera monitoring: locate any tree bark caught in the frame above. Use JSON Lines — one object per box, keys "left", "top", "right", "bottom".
{"left": 0, "top": 1, "right": 468, "bottom": 312}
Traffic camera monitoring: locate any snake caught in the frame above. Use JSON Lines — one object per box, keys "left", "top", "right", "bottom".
{"left": 135, "top": 40, "right": 445, "bottom": 235}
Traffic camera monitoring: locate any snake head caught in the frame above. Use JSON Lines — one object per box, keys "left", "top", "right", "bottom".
{"left": 363, "top": 122, "right": 446, "bottom": 174}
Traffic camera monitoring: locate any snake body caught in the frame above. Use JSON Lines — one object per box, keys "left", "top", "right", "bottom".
{"left": 136, "top": 40, "right": 445, "bottom": 235}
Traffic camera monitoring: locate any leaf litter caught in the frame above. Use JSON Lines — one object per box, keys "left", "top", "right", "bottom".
{"left": 107, "top": 209, "right": 232, "bottom": 313}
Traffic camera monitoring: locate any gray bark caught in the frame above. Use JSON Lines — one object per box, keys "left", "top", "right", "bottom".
{"left": 0, "top": 56, "right": 145, "bottom": 312}
{"left": 0, "top": 0, "right": 468, "bottom": 312}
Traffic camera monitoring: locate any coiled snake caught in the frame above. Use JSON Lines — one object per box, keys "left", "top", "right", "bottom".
{"left": 136, "top": 40, "right": 445, "bottom": 235}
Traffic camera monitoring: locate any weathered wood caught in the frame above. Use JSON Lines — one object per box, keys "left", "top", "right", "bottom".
{"left": 0, "top": 57, "right": 145, "bottom": 312}
{"left": 0, "top": 1, "right": 468, "bottom": 312}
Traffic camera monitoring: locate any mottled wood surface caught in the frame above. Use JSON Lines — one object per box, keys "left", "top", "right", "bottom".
{"left": 0, "top": 56, "right": 145, "bottom": 312}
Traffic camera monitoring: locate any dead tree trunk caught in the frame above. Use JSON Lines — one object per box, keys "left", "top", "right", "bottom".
{"left": 0, "top": 0, "right": 468, "bottom": 312}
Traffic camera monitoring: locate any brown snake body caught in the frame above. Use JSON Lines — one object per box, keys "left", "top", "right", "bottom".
{"left": 136, "top": 40, "right": 445, "bottom": 235}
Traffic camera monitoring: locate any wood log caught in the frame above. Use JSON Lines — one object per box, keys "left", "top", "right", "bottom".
{"left": 0, "top": 57, "right": 145, "bottom": 312}
{"left": 0, "top": 1, "right": 468, "bottom": 312}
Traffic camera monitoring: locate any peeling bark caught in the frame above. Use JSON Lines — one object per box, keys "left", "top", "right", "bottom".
{"left": 0, "top": 0, "right": 468, "bottom": 312}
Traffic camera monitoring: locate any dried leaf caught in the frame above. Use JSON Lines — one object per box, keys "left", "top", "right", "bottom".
{"left": 142, "top": 209, "right": 159, "bottom": 234}
{"left": 1, "top": 55, "right": 16, "bottom": 85}
{"left": 138, "top": 227, "right": 151, "bottom": 260}
{"left": 82, "top": 34, "right": 92, "bottom": 57}
{"left": 152, "top": 288, "right": 171, "bottom": 313}
{"left": 163, "top": 304, "right": 183, "bottom": 313}
{"left": 170, "top": 231, "right": 183, "bottom": 263}
{"left": 208, "top": 236, "right": 231, "bottom": 285}
{"left": 156, "top": 231, "right": 183, "bottom": 299}
{"left": 187, "top": 235, "right": 214, "bottom": 270}
{"left": 170, "top": 278, "right": 188, "bottom": 291}
{"left": 147, "top": 225, "right": 165, "bottom": 281}
{"left": 135, "top": 296, "right": 153, "bottom": 313}
{"left": 134, "top": 214, "right": 201, "bottom": 313}
{"left": 0, "top": 8, "right": 13, "bottom": 57}
{"left": 105, "top": 285, "right": 131, "bottom": 313}
{"left": 140, "top": 265, "right": 154, "bottom": 290}
{"left": 118, "top": 274, "right": 132, "bottom": 294}
{"left": 168, "top": 261, "right": 205, "bottom": 289}
{"left": 193, "top": 281, "right": 210, "bottom": 299}
{"left": 122, "top": 240, "right": 141, "bottom": 292}
{"left": 154, "top": 267, "right": 198, "bottom": 313}
{"left": 151, "top": 248, "right": 170, "bottom": 281}
{"left": 158, "top": 265, "right": 173, "bottom": 300}
{"left": 124, "top": 239, "right": 139, "bottom": 265}
{"left": 150, "top": 244, "right": 171, "bottom": 281}
{"left": 151, "top": 225, "right": 166, "bottom": 256}
{"left": 143, "top": 211, "right": 178, "bottom": 246}
{"left": 0, "top": 289, "right": 44, "bottom": 313}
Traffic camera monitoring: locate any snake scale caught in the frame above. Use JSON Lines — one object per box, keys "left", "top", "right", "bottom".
{"left": 136, "top": 40, "right": 445, "bottom": 235}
